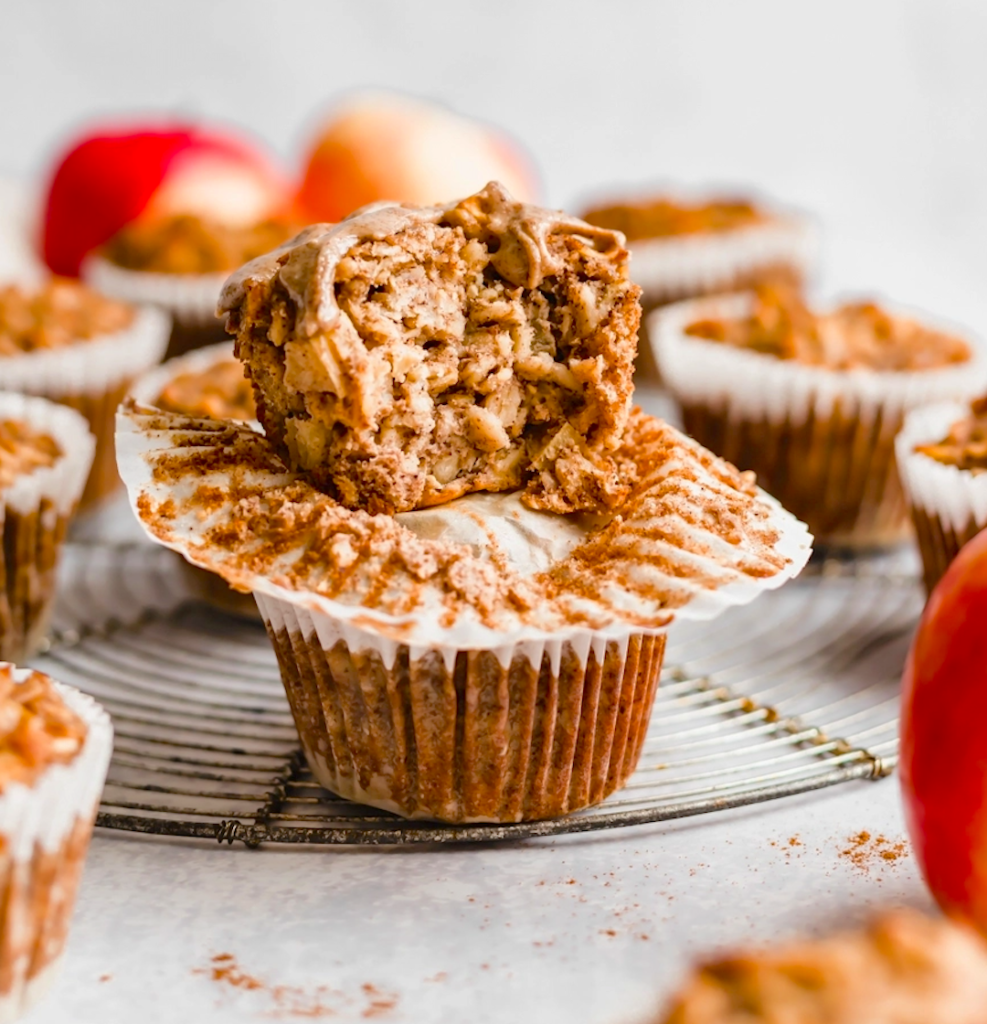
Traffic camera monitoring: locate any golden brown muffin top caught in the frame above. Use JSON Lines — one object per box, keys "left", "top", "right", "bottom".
{"left": 658, "top": 910, "right": 987, "bottom": 1024}
{"left": 685, "top": 284, "right": 972, "bottom": 371}
{"left": 101, "top": 215, "right": 299, "bottom": 275}
{"left": 0, "top": 278, "right": 134, "bottom": 356}
{"left": 155, "top": 358, "right": 256, "bottom": 422}
{"left": 0, "top": 666, "right": 86, "bottom": 790}
{"left": 582, "top": 197, "right": 767, "bottom": 242}
{"left": 0, "top": 419, "right": 62, "bottom": 490}
{"left": 916, "top": 395, "right": 987, "bottom": 472}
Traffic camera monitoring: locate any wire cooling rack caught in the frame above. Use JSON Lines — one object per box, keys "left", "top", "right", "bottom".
{"left": 29, "top": 542, "right": 920, "bottom": 848}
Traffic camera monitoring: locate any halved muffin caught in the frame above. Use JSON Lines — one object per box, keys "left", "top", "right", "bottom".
{"left": 220, "top": 182, "right": 641, "bottom": 515}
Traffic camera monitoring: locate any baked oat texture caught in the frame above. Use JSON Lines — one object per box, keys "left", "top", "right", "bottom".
{"left": 220, "top": 182, "right": 641, "bottom": 515}
{"left": 658, "top": 910, "right": 987, "bottom": 1024}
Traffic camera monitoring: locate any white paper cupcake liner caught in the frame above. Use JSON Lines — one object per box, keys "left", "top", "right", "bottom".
{"left": 629, "top": 216, "right": 817, "bottom": 305}
{"left": 896, "top": 402, "right": 987, "bottom": 532}
{"left": 83, "top": 255, "right": 226, "bottom": 327}
{"left": 650, "top": 293, "right": 987, "bottom": 426}
{"left": 115, "top": 407, "right": 813, "bottom": 657}
{"left": 0, "top": 394, "right": 94, "bottom": 660}
{"left": 0, "top": 668, "right": 112, "bottom": 1022}
{"left": 255, "top": 591, "right": 666, "bottom": 822}
{"left": 0, "top": 304, "right": 170, "bottom": 400}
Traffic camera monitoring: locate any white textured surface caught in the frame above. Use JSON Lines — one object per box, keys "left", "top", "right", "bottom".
{"left": 23, "top": 780, "right": 924, "bottom": 1024}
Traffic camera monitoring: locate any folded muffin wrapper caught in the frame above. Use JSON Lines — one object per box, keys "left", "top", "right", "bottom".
{"left": 83, "top": 256, "right": 226, "bottom": 328}
{"left": 629, "top": 218, "right": 817, "bottom": 306}
{"left": 651, "top": 295, "right": 987, "bottom": 545}
{"left": 0, "top": 670, "right": 113, "bottom": 1022}
{"left": 2, "top": 306, "right": 169, "bottom": 510}
{"left": 896, "top": 402, "right": 987, "bottom": 592}
{"left": 0, "top": 395, "right": 95, "bottom": 662}
{"left": 255, "top": 592, "right": 666, "bottom": 823}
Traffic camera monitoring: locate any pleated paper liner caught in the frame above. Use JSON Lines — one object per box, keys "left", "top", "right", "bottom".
{"left": 651, "top": 294, "right": 987, "bottom": 547}
{"left": 2, "top": 306, "right": 169, "bottom": 510}
{"left": 897, "top": 401, "right": 987, "bottom": 594}
{"left": 259, "top": 593, "right": 665, "bottom": 823}
{"left": 0, "top": 395, "right": 94, "bottom": 662}
{"left": 83, "top": 255, "right": 228, "bottom": 359}
{"left": 0, "top": 672, "right": 112, "bottom": 1023}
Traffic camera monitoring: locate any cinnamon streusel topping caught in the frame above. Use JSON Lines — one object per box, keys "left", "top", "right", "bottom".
{"left": 0, "top": 419, "right": 61, "bottom": 490}
{"left": 582, "top": 197, "right": 767, "bottom": 242}
{"left": 220, "top": 182, "right": 641, "bottom": 516}
{"left": 916, "top": 395, "right": 987, "bottom": 472}
{"left": 123, "top": 401, "right": 796, "bottom": 640}
{"left": 659, "top": 910, "right": 987, "bottom": 1024}
{"left": 685, "top": 284, "right": 971, "bottom": 371}
{"left": 0, "top": 278, "right": 134, "bottom": 355}
{"left": 102, "top": 215, "right": 298, "bottom": 275}
{"left": 0, "top": 666, "right": 86, "bottom": 790}
{"left": 155, "top": 358, "right": 256, "bottom": 421}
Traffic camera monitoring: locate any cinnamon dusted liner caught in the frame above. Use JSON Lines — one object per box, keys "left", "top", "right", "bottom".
{"left": 83, "top": 255, "right": 228, "bottom": 359}
{"left": 3, "top": 304, "right": 169, "bottom": 509}
{"left": 896, "top": 402, "right": 987, "bottom": 594}
{"left": 0, "top": 394, "right": 95, "bottom": 662}
{"left": 0, "top": 667, "right": 112, "bottom": 1024}
{"left": 650, "top": 293, "right": 987, "bottom": 548}
{"left": 128, "top": 343, "right": 262, "bottom": 621}
{"left": 116, "top": 406, "right": 812, "bottom": 824}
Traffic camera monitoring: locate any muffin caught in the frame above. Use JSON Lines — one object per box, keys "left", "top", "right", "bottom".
{"left": 651, "top": 284, "right": 986, "bottom": 547}
{"left": 0, "top": 278, "right": 168, "bottom": 508}
{"left": 128, "top": 343, "right": 259, "bottom": 619}
{"left": 656, "top": 910, "right": 987, "bottom": 1023}
{"left": 0, "top": 664, "right": 112, "bottom": 1022}
{"left": 896, "top": 396, "right": 987, "bottom": 593}
{"left": 582, "top": 193, "right": 816, "bottom": 382}
{"left": 84, "top": 214, "right": 297, "bottom": 359}
{"left": 0, "top": 393, "right": 95, "bottom": 661}
{"left": 222, "top": 181, "right": 640, "bottom": 515}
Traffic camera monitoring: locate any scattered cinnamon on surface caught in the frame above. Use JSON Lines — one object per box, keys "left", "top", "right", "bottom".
{"left": 194, "top": 953, "right": 399, "bottom": 1020}
{"left": 839, "top": 832, "right": 909, "bottom": 876}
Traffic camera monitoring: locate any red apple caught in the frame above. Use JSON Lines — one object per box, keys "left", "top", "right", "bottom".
{"left": 42, "top": 124, "right": 289, "bottom": 276}
{"left": 900, "top": 527, "right": 987, "bottom": 932}
{"left": 296, "top": 93, "right": 540, "bottom": 223}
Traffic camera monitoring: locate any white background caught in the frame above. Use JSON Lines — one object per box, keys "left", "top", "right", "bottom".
{"left": 3, "top": 0, "right": 987, "bottom": 328}
{"left": 0, "top": 3, "right": 974, "bottom": 1021}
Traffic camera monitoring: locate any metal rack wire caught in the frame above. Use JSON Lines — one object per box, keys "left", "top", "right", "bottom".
{"left": 30, "top": 542, "right": 920, "bottom": 848}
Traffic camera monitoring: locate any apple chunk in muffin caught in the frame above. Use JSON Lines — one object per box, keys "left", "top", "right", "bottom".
{"left": 220, "top": 182, "right": 640, "bottom": 515}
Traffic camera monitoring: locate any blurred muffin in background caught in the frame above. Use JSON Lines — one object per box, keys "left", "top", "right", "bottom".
{"left": 655, "top": 910, "right": 987, "bottom": 1024}
{"left": 0, "top": 394, "right": 93, "bottom": 661}
{"left": 0, "top": 277, "right": 167, "bottom": 507}
{"left": 582, "top": 192, "right": 816, "bottom": 382}
{"left": 897, "top": 395, "right": 987, "bottom": 593}
{"left": 296, "top": 92, "right": 540, "bottom": 223}
{"left": 41, "top": 122, "right": 293, "bottom": 358}
{"left": 651, "top": 283, "right": 986, "bottom": 547}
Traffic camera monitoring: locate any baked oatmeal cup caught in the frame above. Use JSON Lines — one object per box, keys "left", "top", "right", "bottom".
{"left": 651, "top": 286, "right": 986, "bottom": 547}
{"left": 0, "top": 393, "right": 94, "bottom": 662}
{"left": 582, "top": 193, "right": 816, "bottom": 382}
{"left": 118, "top": 184, "right": 811, "bottom": 823}
{"left": 0, "top": 664, "right": 112, "bottom": 1023}
{"left": 84, "top": 214, "right": 296, "bottom": 359}
{"left": 656, "top": 910, "right": 987, "bottom": 1024}
{"left": 0, "top": 278, "right": 168, "bottom": 509}
{"left": 897, "top": 396, "right": 987, "bottom": 593}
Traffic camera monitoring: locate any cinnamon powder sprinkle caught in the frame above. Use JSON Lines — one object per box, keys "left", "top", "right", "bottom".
{"left": 839, "top": 831, "right": 909, "bottom": 875}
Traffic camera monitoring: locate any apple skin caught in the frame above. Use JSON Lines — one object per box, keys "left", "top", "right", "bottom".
{"left": 900, "top": 526, "right": 987, "bottom": 932}
{"left": 296, "top": 93, "right": 540, "bottom": 223}
{"left": 42, "top": 125, "right": 288, "bottom": 276}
